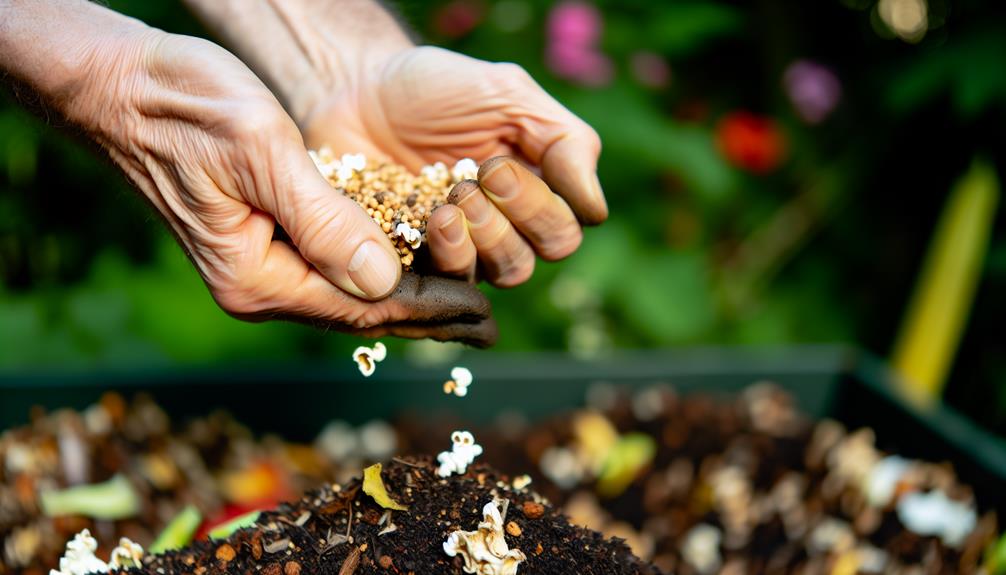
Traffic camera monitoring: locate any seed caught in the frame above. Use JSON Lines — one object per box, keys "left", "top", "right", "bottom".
{"left": 522, "top": 501, "right": 545, "bottom": 519}
{"left": 506, "top": 521, "right": 522, "bottom": 537}
{"left": 215, "top": 544, "right": 236, "bottom": 562}
{"left": 284, "top": 561, "right": 301, "bottom": 575}
{"left": 378, "top": 555, "right": 393, "bottom": 569}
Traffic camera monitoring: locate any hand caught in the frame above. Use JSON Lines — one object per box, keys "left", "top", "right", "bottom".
{"left": 3, "top": 5, "right": 497, "bottom": 346}
{"left": 303, "top": 46, "right": 607, "bottom": 287}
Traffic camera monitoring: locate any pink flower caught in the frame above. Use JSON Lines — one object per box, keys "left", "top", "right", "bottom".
{"left": 630, "top": 51, "right": 671, "bottom": 89}
{"left": 783, "top": 60, "right": 842, "bottom": 125}
{"left": 545, "top": 1, "right": 612, "bottom": 87}
{"left": 546, "top": 43, "right": 613, "bottom": 86}
{"left": 547, "top": 1, "right": 602, "bottom": 48}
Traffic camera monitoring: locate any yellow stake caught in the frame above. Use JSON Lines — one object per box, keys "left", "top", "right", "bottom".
{"left": 892, "top": 160, "right": 1000, "bottom": 405}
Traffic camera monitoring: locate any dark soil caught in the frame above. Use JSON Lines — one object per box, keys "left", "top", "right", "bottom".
{"left": 129, "top": 457, "right": 659, "bottom": 575}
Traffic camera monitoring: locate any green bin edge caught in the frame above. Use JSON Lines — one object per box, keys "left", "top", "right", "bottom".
{"left": 1, "top": 345, "right": 1004, "bottom": 509}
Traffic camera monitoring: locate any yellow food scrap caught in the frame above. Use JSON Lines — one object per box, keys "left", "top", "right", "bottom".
{"left": 363, "top": 464, "right": 408, "bottom": 511}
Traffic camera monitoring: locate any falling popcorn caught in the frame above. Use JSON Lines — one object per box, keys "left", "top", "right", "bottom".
{"left": 437, "top": 431, "right": 483, "bottom": 477}
{"left": 353, "top": 342, "right": 387, "bottom": 377}
{"left": 443, "top": 498, "right": 526, "bottom": 575}
{"left": 443, "top": 366, "right": 474, "bottom": 397}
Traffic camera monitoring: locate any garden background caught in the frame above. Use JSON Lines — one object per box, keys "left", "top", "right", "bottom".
{"left": 1, "top": 1, "right": 1004, "bottom": 433}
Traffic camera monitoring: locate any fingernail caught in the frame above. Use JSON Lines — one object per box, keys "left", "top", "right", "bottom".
{"left": 348, "top": 240, "right": 399, "bottom": 298}
{"left": 456, "top": 187, "right": 492, "bottom": 226}
{"left": 480, "top": 160, "right": 519, "bottom": 199}
{"left": 438, "top": 211, "right": 465, "bottom": 245}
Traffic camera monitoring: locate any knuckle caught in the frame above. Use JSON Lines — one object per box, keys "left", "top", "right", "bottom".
{"left": 347, "top": 306, "right": 387, "bottom": 330}
{"left": 584, "top": 127, "right": 602, "bottom": 156}
{"left": 225, "top": 99, "right": 295, "bottom": 142}
{"left": 494, "top": 62, "right": 535, "bottom": 92}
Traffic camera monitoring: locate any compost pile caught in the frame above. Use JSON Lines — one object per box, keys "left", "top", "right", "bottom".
{"left": 0, "top": 394, "right": 385, "bottom": 575}
{"left": 129, "top": 458, "right": 655, "bottom": 575}
{"left": 402, "top": 383, "right": 1001, "bottom": 574}
{"left": 2, "top": 385, "right": 1003, "bottom": 575}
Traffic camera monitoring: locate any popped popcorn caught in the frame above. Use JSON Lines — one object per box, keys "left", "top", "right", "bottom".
{"left": 353, "top": 342, "right": 387, "bottom": 377}
{"left": 394, "top": 223, "right": 423, "bottom": 250}
{"left": 436, "top": 431, "right": 483, "bottom": 477}
{"left": 49, "top": 530, "right": 144, "bottom": 575}
{"left": 864, "top": 456, "right": 912, "bottom": 507}
{"left": 443, "top": 366, "right": 473, "bottom": 397}
{"left": 443, "top": 499, "right": 527, "bottom": 575}
{"left": 108, "top": 538, "right": 144, "bottom": 569}
{"left": 681, "top": 524, "right": 722, "bottom": 575}
{"left": 896, "top": 490, "right": 977, "bottom": 548}
{"left": 452, "top": 158, "right": 479, "bottom": 181}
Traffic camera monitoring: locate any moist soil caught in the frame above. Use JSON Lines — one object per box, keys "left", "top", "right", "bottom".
{"left": 129, "top": 457, "right": 659, "bottom": 575}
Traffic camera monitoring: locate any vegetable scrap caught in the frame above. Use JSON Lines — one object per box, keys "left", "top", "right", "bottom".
{"left": 361, "top": 463, "right": 408, "bottom": 511}
{"left": 39, "top": 474, "right": 140, "bottom": 520}
{"left": 149, "top": 506, "right": 202, "bottom": 554}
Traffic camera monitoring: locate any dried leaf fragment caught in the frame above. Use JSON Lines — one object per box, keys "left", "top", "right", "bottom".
{"left": 362, "top": 464, "right": 408, "bottom": 511}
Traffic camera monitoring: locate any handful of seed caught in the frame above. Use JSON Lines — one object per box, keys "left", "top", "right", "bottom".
{"left": 308, "top": 147, "right": 479, "bottom": 269}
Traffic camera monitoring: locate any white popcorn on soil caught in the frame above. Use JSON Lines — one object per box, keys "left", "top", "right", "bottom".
{"left": 49, "top": 530, "right": 144, "bottom": 575}
{"left": 443, "top": 498, "right": 526, "bottom": 575}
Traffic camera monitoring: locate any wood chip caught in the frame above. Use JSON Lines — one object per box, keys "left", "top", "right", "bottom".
{"left": 338, "top": 546, "right": 362, "bottom": 575}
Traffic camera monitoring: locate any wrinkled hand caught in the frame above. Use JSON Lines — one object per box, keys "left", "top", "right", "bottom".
{"left": 301, "top": 46, "right": 607, "bottom": 286}
{"left": 71, "top": 32, "right": 496, "bottom": 345}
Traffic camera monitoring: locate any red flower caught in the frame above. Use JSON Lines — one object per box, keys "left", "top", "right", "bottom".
{"left": 433, "top": 0, "right": 485, "bottom": 39}
{"left": 715, "top": 112, "right": 787, "bottom": 174}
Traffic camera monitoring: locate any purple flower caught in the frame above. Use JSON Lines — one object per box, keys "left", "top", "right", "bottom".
{"left": 783, "top": 60, "right": 842, "bottom": 125}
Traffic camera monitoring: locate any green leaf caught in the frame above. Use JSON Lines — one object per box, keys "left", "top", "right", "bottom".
{"left": 647, "top": 2, "right": 745, "bottom": 56}
{"left": 597, "top": 433, "right": 656, "bottom": 498}
{"left": 565, "top": 83, "right": 737, "bottom": 203}
{"left": 209, "top": 510, "right": 261, "bottom": 540}
{"left": 40, "top": 475, "right": 140, "bottom": 520}
{"left": 615, "top": 251, "right": 716, "bottom": 343}
{"left": 150, "top": 505, "right": 202, "bottom": 554}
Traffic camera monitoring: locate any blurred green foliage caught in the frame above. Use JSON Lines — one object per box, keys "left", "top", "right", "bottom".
{"left": 1, "top": 1, "right": 1005, "bottom": 430}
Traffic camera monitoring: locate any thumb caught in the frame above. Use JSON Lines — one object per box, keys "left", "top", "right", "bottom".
{"left": 273, "top": 152, "right": 402, "bottom": 300}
